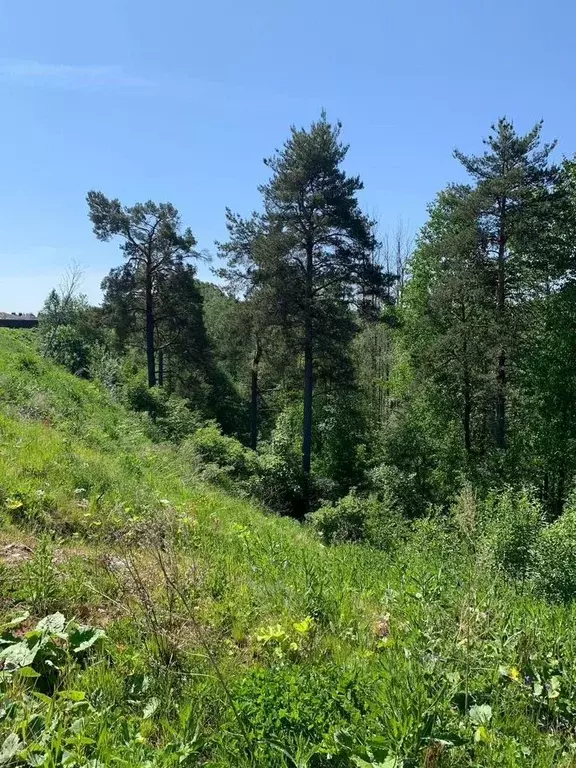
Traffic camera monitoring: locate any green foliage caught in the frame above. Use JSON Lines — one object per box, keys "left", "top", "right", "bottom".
{"left": 368, "top": 462, "right": 427, "bottom": 520}
{"left": 308, "top": 490, "right": 406, "bottom": 550}
{"left": 181, "top": 422, "right": 259, "bottom": 490}
{"left": 0, "top": 611, "right": 104, "bottom": 691}
{"left": 254, "top": 407, "right": 307, "bottom": 514}
{"left": 19, "top": 536, "right": 60, "bottom": 614}
{"left": 38, "top": 287, "right": 106, "bottom": 378}
{"left": 479, "top": 488, "right": 544, "bottom": 580}
{"left": 121, "top": 371, "right": 205, "bottom": 442}
{"left": 231, "top": 664, "right": 369, "bottom": 765}
{"left": 41, "top": 324, "right": 91, "bottom": 376}
{"left": 533, "top": 502, "right": 576, "bottom": 602}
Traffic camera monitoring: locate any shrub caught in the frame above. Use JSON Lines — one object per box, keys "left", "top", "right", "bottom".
{"left": 308, "top": 489, "right": 407, "bottom": 551}
{"left": 88, "top": 342, "right": 122, "bottom": 394}
{"left": 533, "top": 504, "right": 576, "bottom": 602}
{"left": 478, "top": 487, "right": 544, "bottom": 580}
{"left": 41, "top": 325, "right": 91, "bottom": 376}
{"left": 123, "top": 374, "right": 163, "bottom": 416}
{"left": 123, "top": 376, "right": 204, "bottom": 443}
{"left": 253, "top": 408, "right": 307, "bottom": 515}
{"left": 368, "top": 462, "right": 425, "bottom": 519}
{"left": 153, "top": 394, "right": 205, "bottom": 443}
{"left": 181, "top": 423, "right": 258, "bottom": 489}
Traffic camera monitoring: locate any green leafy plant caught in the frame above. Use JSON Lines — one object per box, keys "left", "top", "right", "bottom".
{"left": 18, "top": 536, "right": 60, "bottom": 613}
{"left": 533, "top": 503, "right": 576, "bottom": 602}
{"left": 0, "top": 612, "right": 105, "bottom": 692}
{"left": 308, "top": 490, "right": 407, "bottom": 550}
{"left": 479, "top": 488, "right": 544, "bottom": 580}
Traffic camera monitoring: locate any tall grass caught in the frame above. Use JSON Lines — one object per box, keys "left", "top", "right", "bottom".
{"left": 1, "top": 329, "right": 576, "bottom": 766}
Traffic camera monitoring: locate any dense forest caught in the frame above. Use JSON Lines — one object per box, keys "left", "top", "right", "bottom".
{"left": 38, "top": 113, "right": 576, "bottom": 526}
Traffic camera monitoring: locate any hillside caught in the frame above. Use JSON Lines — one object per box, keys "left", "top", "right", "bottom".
{"left": 1, "top": 330, "right": 576, "bottom": 767}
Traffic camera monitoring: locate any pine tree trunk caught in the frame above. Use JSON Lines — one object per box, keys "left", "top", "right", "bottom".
{"left": 496, "top": 198, "right": 507, "bottom": 449}
{"left": 158, "top": 348, "right": 164, "bottom": 387}
{"left": 250, "top": 336, "right": 262, "bottom": 451}
{"left": 303, "top": 324, "right": 313, "bottom": 476}
{"left": 301, "top": 242, "right": 314, "bottom": 513}
{"left": 463, "top": 321, "right": 472, "bottom": 454}
{"left": 463, "top": 370, "right": 472, "bottom": 454}
{"left": 145, "top": 270, "right": 156, "bottom": 388}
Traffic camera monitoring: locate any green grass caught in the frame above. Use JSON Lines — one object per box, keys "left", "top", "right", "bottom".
{"left": 1, "top": 328, "right": 576, "bottom": 766}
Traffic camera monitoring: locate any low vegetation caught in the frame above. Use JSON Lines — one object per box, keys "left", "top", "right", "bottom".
{"left": 3, "top": 327, "right": 576, "bottom": 766}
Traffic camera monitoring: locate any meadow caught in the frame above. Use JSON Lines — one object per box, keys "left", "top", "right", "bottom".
{"left": 1, "top": 329, "right": 576, "bottom": 767}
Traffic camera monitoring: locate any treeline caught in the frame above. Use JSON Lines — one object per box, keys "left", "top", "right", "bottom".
{"left": 37, "top": 113, "right": 576, "bottom": 523}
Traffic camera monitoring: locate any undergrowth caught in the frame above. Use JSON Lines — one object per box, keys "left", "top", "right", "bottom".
{"left": 1, "top": 330, "right": 576, "bottom": 766}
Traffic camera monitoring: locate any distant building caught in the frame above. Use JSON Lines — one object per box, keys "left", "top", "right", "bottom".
{"left": 0, "top": 312, "right": 39, "bottom": 329}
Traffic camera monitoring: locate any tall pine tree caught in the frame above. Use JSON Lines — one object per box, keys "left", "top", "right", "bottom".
{"left": 454, "top": 119, "right": 557, "bottom": 448}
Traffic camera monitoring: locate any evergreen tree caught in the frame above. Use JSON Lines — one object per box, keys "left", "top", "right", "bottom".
{"left": 454, "top": 119, "right": 558, "bottom": 448}
{"left": 403, "top": 187, "right": 498, "bottom": 461}
{"left": 87, "top": 192, "right": 199, "bottom": 387}
{"left": 228, "top": 113, "right": 387, "bottom": 511}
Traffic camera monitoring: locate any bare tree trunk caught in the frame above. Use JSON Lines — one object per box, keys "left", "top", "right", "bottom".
{"left": 463, "top": 369, "right": 472, "bottom": 454}
{"left": 301, "top": 242, "right": 314, "bottom": 514}
{"left": 250, "top": 336, "right": 262, "bottom": 450}
{"left": 495, "top": 198, "right": 507, "bottom": 449}
{"left": 158, "top": 348, "right": 164, "bottom": 387}
{"left": 145, "top": 269, "right": 156, "bottom": 388}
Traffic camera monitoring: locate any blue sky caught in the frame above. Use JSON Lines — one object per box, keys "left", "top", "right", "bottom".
{"left": 1, "top": 0, "right": 575, "bottom": 312}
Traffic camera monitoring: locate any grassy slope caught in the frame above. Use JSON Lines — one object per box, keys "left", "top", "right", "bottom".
{"left": 1, "top": 329, "right": 576, "bottom": 767}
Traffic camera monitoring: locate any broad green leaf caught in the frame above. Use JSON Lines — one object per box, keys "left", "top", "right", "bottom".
{"left": 0, "top": 612, "right": 30, "bottom": 632}
{"left": 0, "top": 733, "right": 21, "bottom": 765}
{"left": 334, "top": 730, "right": 355, "bottom": 749}
{"left": 469, "top": 703, "right": 492, "bottom": 725}
{"left": 474, "top": 725, "right": 490, "bottom": 743}
{"left": 35, "top": 613, "right": 66, "bottom": 634}
{"left": 17, "top": 666, "right": 41, "bottom": 678}
{"left": 143, "top": 697, "right": 160, "bottom": 719}
{"left": 58, "top": 690, "right": 86, "bottom": 702}
{"left": 32, "top": 692, "right": 53, "bottom": 706}
{"left": 0, "top": 640, "right": 38, "bottom": 670}
{"left": 68, "top": 626, "right": 105, "bottom": 653}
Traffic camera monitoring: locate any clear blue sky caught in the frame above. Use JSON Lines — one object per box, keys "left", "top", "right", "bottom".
{"left": 1, "top": 0, "right": 575, "bottom": 312}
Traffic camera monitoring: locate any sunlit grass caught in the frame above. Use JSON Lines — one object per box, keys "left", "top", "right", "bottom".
{"left": 1, "top": 329, "right": 576, "bottom": 766}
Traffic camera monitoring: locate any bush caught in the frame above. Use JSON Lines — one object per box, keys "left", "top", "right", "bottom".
{"left": 533, "top": 503, "right": 576, "bottom": 602}
{"left": 253, "top": 408, "right": 308, "bottom": 515}
{"left": 153, "top": 394, "right": 205, "bottom": 443}
{"left": 123, "top": 374, "right": 163, "bottom": 416}
{"left": 368, "top": 462, "right": 425, "bottom": 519}
{"left": 88, "top": 342, "right": 122, "bottom": 394}
{"left": 478, "top": 487, "right": 544, "bottom": 580}
{"left": 38, "top": 288, "right": 106, "bottom": 377}
{"left": 308, "top": 489, "right": 407, "bottom": 551}
{"left": 181, "top": 422, "right": 259, "bottom": 489}
{"left": 40, "top": 325, "right": 91, "bottom": 376}
{"left": 123, "top": 375, "right": 204, "bottom": 442}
